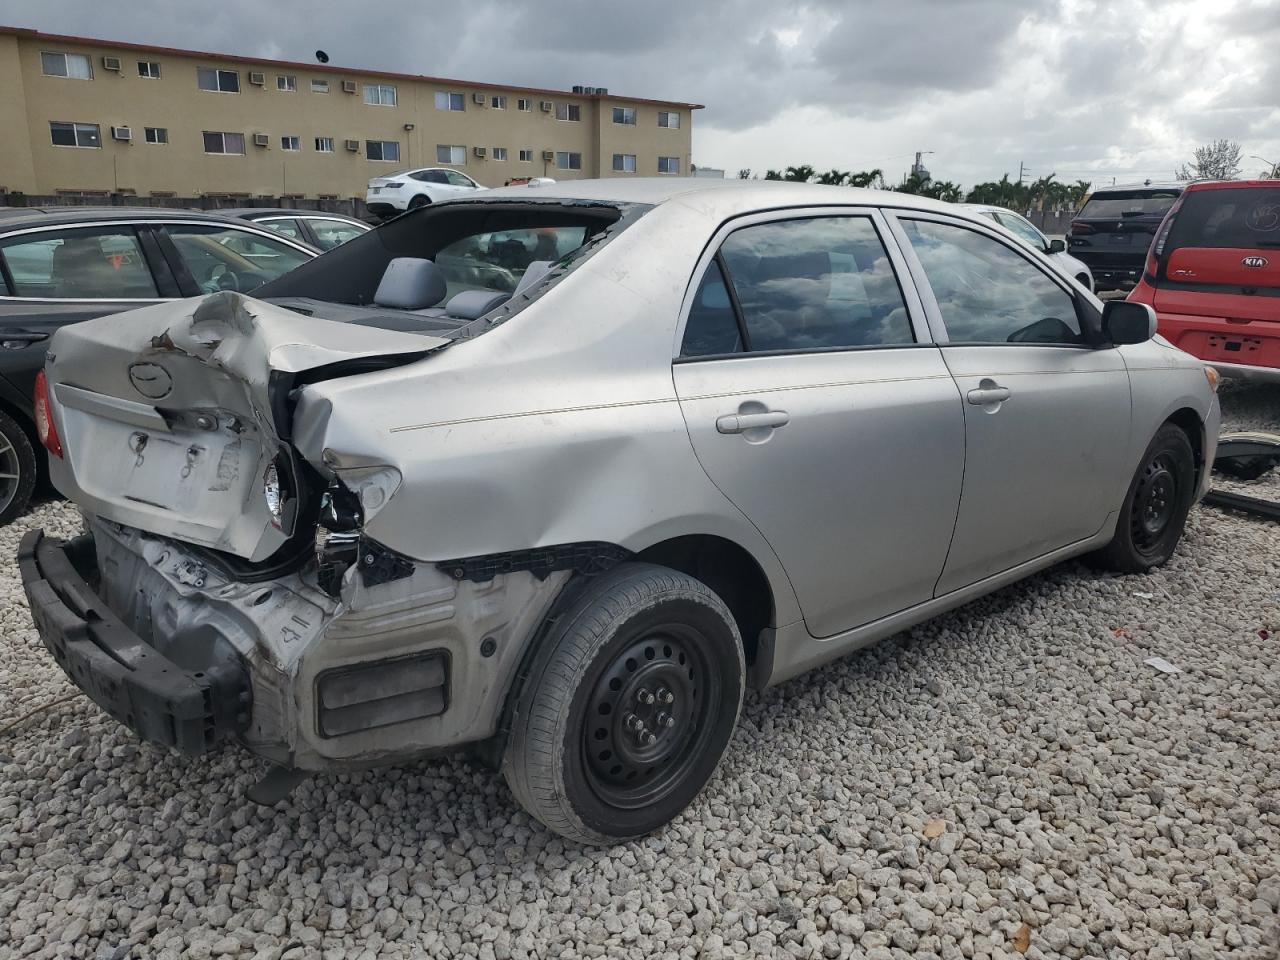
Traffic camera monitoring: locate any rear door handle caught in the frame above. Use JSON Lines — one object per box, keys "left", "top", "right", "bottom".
{"left": 716, "top": 410, "right": 790, "bottom": 434}
{"left": 966, "top": 384, "right": 1011, "bottom": 405}
{"left": 0, "top": 332, "right": 50, "bottom": 349}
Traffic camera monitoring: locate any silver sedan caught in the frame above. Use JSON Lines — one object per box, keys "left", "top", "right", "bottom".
{"left": 23, "top": 179, "right": 1220, "bottom": 844}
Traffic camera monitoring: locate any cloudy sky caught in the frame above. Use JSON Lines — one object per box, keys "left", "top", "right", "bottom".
{"left": 3, "top": 0, "right": 1277, "bottom": 188}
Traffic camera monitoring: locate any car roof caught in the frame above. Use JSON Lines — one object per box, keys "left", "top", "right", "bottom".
{"left": 466, "top": 177, "right": 976, "bottom": 218}
{"left": 1087, "top": 181, "right": 1184, "bottom": 194}
{"left": 0, "top": 206, "right": 260, "bottom": 230}
{"left": 1181, "top": 178, "right": 1280, "bottom": 193}
{"left": 223, "top": 208, "right": 367, "bottom": 223}
{"left": 958, "top": 203, "right": 1023, "bottom": 218}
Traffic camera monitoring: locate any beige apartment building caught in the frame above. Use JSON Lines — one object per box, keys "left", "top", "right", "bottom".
{"left": 0, "top": 26, "right": 699, "bottom": 199}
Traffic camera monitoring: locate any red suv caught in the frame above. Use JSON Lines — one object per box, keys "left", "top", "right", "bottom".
{"left": 1128, "top": 179, "right": 1280, "bottom": 379}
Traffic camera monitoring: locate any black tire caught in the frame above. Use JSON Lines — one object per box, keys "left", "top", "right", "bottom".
{"left": 0, "top": 409, "right": 37, "bottom": 526}
{"left": 502, "top": 563, "right": 744, "bottom": 845}
{"left": 408, "top": 194, "right": 430, "bottom": 210}
{"left": 1090, "top": 423, "right": 1196, "bottom": 573}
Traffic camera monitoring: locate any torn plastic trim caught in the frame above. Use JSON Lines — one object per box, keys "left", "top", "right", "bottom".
{"left": 314, "top": 475, "right": 416, "bottom": 597}
{"left": 1206, "top": 430, "right": 1280, "bottom": 522}
{"left": 438, "top": 541, "right": 633, "bottom": 584}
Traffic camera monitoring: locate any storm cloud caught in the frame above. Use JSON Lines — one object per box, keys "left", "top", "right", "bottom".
{"left": 2, "top": 0, "right": 1276, "bottom": 187}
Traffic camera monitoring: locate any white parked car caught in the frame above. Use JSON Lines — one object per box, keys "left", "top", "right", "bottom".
{"left": 961, "top": 203, "right": 1095, "bottom": 292}
{"left": 365, "top": 167, "right": 484, "bottom": 219}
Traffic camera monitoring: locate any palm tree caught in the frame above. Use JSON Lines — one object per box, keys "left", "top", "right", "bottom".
{"left": 784, "top": 165, "right": 816, "bottom": 183}
{"left": 848, "top": 169, "right": 884, "bottom": 189}
{"left": 816, "top": 169, "right": 850, "bottom": 185}
{"left": 764, "top": 169, "right": 783, "bottom": 181}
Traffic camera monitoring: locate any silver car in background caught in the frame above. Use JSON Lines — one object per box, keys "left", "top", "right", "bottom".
{"left": 21, "top": 180, "right": 1220, "bottom": 844}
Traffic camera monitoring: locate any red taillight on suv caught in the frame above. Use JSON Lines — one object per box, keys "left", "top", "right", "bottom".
{"left": 1069, "top": 221, "right": 1095, "bottom": 236}
{"left": 33, "top": 369, "right": 63, "bottom": 458}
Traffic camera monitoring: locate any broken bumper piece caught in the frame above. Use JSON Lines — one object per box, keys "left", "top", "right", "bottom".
{"left": 18, "top": 530, "right": 251, "bottom": 754}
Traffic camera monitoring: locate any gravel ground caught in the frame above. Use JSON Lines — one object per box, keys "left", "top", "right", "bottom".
{"left": 1, "top": 384, "right": 1278, "bottom": 960}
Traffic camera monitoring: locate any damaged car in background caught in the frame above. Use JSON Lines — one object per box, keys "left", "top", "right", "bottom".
{"left": 21, "top": 180, "right": 1221, "bottom": 844}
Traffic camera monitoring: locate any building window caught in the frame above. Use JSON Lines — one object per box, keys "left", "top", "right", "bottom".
{"left": 203, "top": 131, "right": 246, "bottom": 154}
{"left": 315, "top": 136, "right": 334, "bottom": 153}
{"left": 658, "top": 156, "right": 680, "bottom": 174}
{"left": 612, "top": 153, "right": 637, "bottom": 173}
{"left": 281, "top": 136, "right": 301, "bottom": 151}
{"left": 144, "top": 126, "right": 168, "bottom": 145}
{"left": 435, "top": 91, "right": 465, "bottom": 111}
{"left": 491, "top": 95, "right": 506, "bottom": 109}
{"left": 277, "top": 75, "right": 296, "bottom": 92}
{"left": 197, "top": 67, "right": 239, "bottom": 93}
{"left": 364, "top": 83, "right": 397, "bottom": 106}
{"left": 519, "top": 148, "right": 533, "bottom": 163}
{"left": 311, "top": 78, "right": 329, "bottom": 93}
{"left": 555, "top": 103, "right": 581, "bottom": 122}
{"left": 492, "top": 147, "right": 508, "bottom": 161}
{"left": 658, "top": 111, "right": 681, "bottom": 129}
{"left": 137, "top": 60, "right": 161, "bottom": 79}
{"left": 366, "top": 140, "right": 400, "bottom": 162}
{"left": 556, "top": 151, "right": 582, "bottom": 171}
{"left": 40, "top": 52, "right": 92, "bottom": 79}
{"left": 517, "top": 98, "right": 531, "bottom": 112}
{"left": 436, "top": 144, "right": 466, "bottom": 165}
{"left": 49, "top": 121, "right": 101, "bottom": 148}
{"left": 613, "top": 107, "right": 636, "bottom": 125}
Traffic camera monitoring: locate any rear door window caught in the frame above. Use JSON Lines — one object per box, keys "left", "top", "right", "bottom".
{"left": 256, "top": 218, "right": 304, "bottom": 242}
{"left": 1165, "top": 187, "right": 1280, "bottom": 251}
{"left": 683, "top": 215, "right": 914, "bottom": 356}
{"left": 901, "top": 218, "right": 1083, "bottom": 345}
{"left": 0, "top": 226, "right": 160, "bottom": 299}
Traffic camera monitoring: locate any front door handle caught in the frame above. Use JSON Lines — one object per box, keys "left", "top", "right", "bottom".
{"left": 966, "top": 383, "right": 1011, "bottom": 405}
{"left": 716, "top": 410, "right": 790, "bottom": 434}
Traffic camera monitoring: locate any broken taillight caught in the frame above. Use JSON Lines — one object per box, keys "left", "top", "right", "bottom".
{"left": 33, "top": 370, "right": 62, "bottom": 459}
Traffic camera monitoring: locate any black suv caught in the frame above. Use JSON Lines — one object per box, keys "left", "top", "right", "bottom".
{"left": 1068, "top": 182, "right": 1183, "bottom": 291}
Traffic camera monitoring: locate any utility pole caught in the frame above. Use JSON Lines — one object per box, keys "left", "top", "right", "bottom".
{"left": 1017, "top": 161, "right": 1031, "bottom": 185}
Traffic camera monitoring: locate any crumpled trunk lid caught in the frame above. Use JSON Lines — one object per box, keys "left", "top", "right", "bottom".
{"left": 46, "top": 291, "right": 446, "bottom": 562}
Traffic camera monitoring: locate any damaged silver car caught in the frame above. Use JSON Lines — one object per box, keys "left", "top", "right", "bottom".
{"left": 21, "top": 180, "right": 1221, "bottom": 844}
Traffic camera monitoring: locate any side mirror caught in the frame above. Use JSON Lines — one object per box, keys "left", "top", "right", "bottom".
{"left": 1046, "top": 238, "right": 1066, "bottom": 254}
{"left": 1102, "top": 300, "right": 1157, "bottom": 345}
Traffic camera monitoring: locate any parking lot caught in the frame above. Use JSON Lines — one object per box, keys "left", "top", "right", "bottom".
{"left": 0, "top": 381, "right": 1274, "bottom": 960}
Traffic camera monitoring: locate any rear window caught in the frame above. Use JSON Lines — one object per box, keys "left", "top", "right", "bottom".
{"left": 1079, "top": 190, "right": 1181, "bottom": 219}
{"left": 1165, "top": 187, "right": 1280, "bottom": 251}
{"left": 255, "top": 201, "right": 643, "bottom": 306}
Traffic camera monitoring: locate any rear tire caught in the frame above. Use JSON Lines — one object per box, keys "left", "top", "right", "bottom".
{"left": 1090, "top": 423, "right": 1196, "bottom": 573}
{"left": 502, "top": 563, "right": 744, "bottom": 845}
{"left": 408, "top": 194, "right": 430, "bottom": 210}
{"left": 0, "top": 409, "right": 37, "bottom": 526}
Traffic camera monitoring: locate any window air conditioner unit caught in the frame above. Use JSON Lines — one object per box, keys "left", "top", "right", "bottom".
{"left": 249, "top": 71, "right": 265, "bottom": 85}
{"left": 110, "top": 125, "right": 132, "bottom": 141}
{"left": 473, "top": 146, "right": 486, "bottom": 157}
{"left": 473, "top": 92, "right": 486, "bottom": 105}
{"left": 253, "top": 133, "right": 270, "bottom": 147}
{"left": 539, "top": 100, "right": 553, "bottom": 112}
{"left": 541, "top": 150, "right": 554, "bottom": 161}
{"left": 342, "top": 80, "right": 357, "bottom": 93}
{"left": 572, "top": 85, "right": 584, "bottom": 94}
{"left": 345, "top": 139, "right": 360, "bottom": 151}
{"left": 102, "top": 56, "right": 122, "bottom": 72}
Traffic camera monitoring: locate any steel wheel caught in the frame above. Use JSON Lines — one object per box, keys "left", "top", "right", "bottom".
{"left": 1130, "top": 452, "right": 1180, "bottom": 552}
{"left": 582, "top": 625, "right": 718, "bottom": 810}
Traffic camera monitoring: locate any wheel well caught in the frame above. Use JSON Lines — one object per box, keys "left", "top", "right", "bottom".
{"left": 1165, "top": 407, "right": 1205, "bottom": 472}
{"left": 636, "top": 535, "right": 773, "bottom": 666}
{"left": 0, "top": 399, "right": 43, "bottom": 481}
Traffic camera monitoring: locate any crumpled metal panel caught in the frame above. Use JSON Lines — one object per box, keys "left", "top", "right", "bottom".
{"left": 46, "top": 292, "right": 444, "bottom": 561}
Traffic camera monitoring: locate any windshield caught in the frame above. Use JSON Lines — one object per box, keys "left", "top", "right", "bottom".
{"left": 1165, "top": 187, "right": 1280, "bottom": 250}
{"left": 1079, "top": 190, "right": 1181, "bottom": 219}
{"left": 256, "top": 200, "right": 643, "bottom": 306}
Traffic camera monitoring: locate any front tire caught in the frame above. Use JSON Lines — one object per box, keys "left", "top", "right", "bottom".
{"left": 502, "top": 563, "right": 744, "bottom": 845}
{"left": 0, "top": 410, "right": 36, "bottom": 526}
{"left": 1090, "top": 423, "right": 1196, "bottom": 573}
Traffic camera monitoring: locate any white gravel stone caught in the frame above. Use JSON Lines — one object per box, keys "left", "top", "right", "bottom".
{"left": 0, "top": 384, "right": 1277, "bottom": 960}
